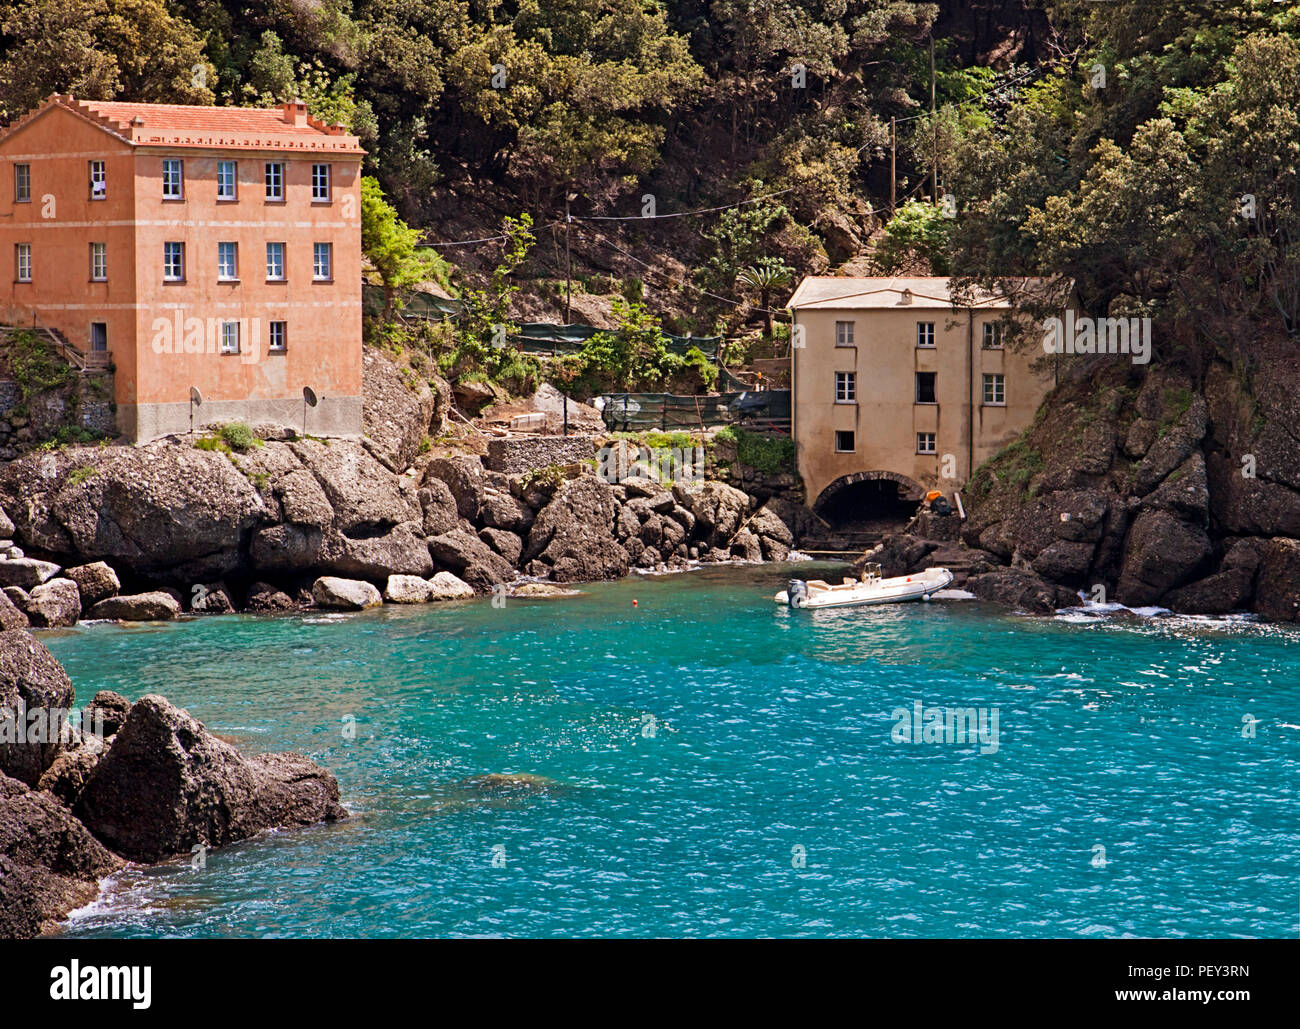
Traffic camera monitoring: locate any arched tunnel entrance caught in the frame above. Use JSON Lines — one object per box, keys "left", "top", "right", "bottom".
{"left": 813, "top": 471, "right": 924, "bottom": 531}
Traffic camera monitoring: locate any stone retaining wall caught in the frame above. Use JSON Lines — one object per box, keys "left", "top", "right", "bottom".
{"left": 486, "top": 434, "right": 597, "bottom": 474}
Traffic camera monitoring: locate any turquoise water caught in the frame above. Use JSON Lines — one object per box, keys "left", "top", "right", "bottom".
{"left": 39, "top": 563, "right": 1299, "bottom": 939}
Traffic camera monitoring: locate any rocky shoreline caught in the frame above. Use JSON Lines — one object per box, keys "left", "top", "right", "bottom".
{"left": 0, "top": 628, "right": 345, "bottom": 938}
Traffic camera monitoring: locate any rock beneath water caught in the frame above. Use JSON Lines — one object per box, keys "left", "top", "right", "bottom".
{"left": 1253, "top": 538, "right": 1300, "bottom": 623}
{"left": 384, "top": 574, "right": 434, "bottom": 604}
{"left": 455, "top": 772, "right": 560, "bottom": 794}
{"left": 967, "top": 569, "right": 1077, "bottom": 616}
{"left": 63, "top": 562, "right": 120, "bottom": 606}
{"left": 0, "top": 591, "right": 27, "bottom": 631}
{"left": 84, "top": 690, "right": 131, "bottom": 738}
{"left": 0, "top": 559, "right": 61, "bottom": 590}
{"left": 22, "top": 579, "right": 81, "bottom": 628}
{"left": 74, "top": 695, "right": 346, "bottom": 863}
{"left": 245, "top": 581, "right": 295, "bottom": 612}
{"left": 311, "top": 577, "right": 382, "bottom": 611}
{"left": 428, "top": 529, "right": 514, "bottom": 591}
{"left": 427, "top": 571, "right": 475, "bottom": 601}
{"left": 0, "top": 771, "right": 121, "bottom": 939}
{"left": 511, "top": 582, "right": 581, "bottom": 599}
{"left": 0, "top": 630, "right": 76, "bottom": 786}
{"left": 87, "top": 592, "right": 181, "bottom": 622}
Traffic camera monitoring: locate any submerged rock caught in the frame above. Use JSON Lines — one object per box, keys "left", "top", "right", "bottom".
{"left": 74, "top": 695, "right": 346, "bottom": 863}
{"left": 455, "top": 773, "right": 561, "bottom": 794}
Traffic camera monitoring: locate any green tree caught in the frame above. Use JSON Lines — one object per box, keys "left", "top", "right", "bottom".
{"left": 361, "top": 176, "right": 449, "bottom": 321}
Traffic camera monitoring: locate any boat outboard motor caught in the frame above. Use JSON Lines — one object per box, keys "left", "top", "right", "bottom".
{"left": 787, "top": 579, "right": 808, "bottom": 608}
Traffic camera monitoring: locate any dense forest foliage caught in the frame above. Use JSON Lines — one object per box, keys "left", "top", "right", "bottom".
{"left": 1, "top": 1, "right": 1296, "bottom": 395}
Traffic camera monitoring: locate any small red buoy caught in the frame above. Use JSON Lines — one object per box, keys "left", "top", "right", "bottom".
{"left": 633, "top": 599, "right": 639, "bottom": 607}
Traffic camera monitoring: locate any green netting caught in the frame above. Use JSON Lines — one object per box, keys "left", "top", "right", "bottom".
{"left": 511, "top": 323, "right": 722, "bottom": 360}
{"left": 599, "top": 390, "right": 790, "bottom": 432}
{"left": 363, "top": 284, "right": 465, "bottom": 320}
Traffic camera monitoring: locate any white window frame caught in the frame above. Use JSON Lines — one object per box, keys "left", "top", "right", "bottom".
{"left": 834, "top": 430, "right": 855, "bottom": 453}
{"left": 163, "top": 241, "right": 185, "bottom": 282}
{"left": 217, "top": 242, "right": 239, "bottom": 281}
{"left": 14, "top": 163, "right": 30, "bottom": 203}
{"left": 834, "top": 371, "right": 856, "bottom": 403}
{"left": 265, "top": 162, "right": 284, "bottom": 201}
{"left": 917, "top": 432, "right": 936, "bottom": 455}
{"left": 217, "top": 160, "right": 238, "bottom": 201}
{"left": 917, "top": 321, "right": 935, "bottom": 348}
{"left": 982, "top": 322, "right": 1004, "bottom": 349}
{"left": 266, "top": 242, "right": 286, "bottom": 281}
{"left": 90, "top": 242, "right": 107, "bottom": 281}
{"left": 983, "top": 373, "right": 1006, "bottom": 406}
{"left": 311, "top": 163, "right": 331, "bottom": 201}
{"left": 313, "top": 242, "right": 332, "bottom": 281}
{"left": 162, "top": 159, "right": 184, "bottom": 199}
{"left": 835, "top": 320, "right": 855, "bottom": 347}
{"left": 89, "top": 160, "right": 106, "bottom": 200}
{"left": 220, "top": 321, "right": 240, "bottom": 355}
{"left": 15, "top": 243, "right": 31, "bottom": 282}
{"left": 268, "top": 320, "right": 287, "bottom": 353}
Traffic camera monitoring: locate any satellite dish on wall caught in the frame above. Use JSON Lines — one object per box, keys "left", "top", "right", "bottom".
{"left": 303, "top": 386, "right": 318, "bottom": 407}
{"left": 190, "top": 386, "right": 203, "bottom": 405}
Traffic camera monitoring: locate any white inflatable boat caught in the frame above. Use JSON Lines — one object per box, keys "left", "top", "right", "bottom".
{"left": 775, "top": 563, "right": 954, "bottom": 609}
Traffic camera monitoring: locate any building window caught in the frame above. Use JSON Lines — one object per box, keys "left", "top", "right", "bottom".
{"left": 220, "top": 321, "right": 239, "bottom": 355}
{"left": 268, "top": 321, "right": 287, "bottom": 353}
{"left": 15, "top": 243, "right": 31, "bottom": 282}
{"left": 835, "top": 430, "right": 855, "bottom": 453}
{"left": 313, "top": 242, "right": 332, "bottom": 281}
{"left": 835, "top": 371, "right": 856, "bottom": 403}
{"left": 265, "top": 162, "right": 284, "bottom": 201}
{"left": 835, "top": 320, "right": 855, "bottom": 347}
{"left": 162, "top": 159, "right": 183, "bottom": 199}
{"left": 89, "top": 160, "right": 106, "bottom": 199}
{"left": 14, "top": 163, "right": 30, "bottom": 203}
{"left": 983, "top": 373, "right": 1006, "bottom": 406}
{"left": 217, "top": 161, "right": 237, "bottom": 201}
{"left": 917, "top": 432, "right": 936, "bottom": 454}
{"left": 90, "top": 242, "right": 107, "bottom": 281}
{"left": 217, "top": 242, "right": 238, "bottom": 281}
{"left": 982, "top": 322, "right": 1004, "bottom": 349}
{"left": 917, "top": 322, "right": 935, "bottom": 348}
{"left": 311, "top": 163, "right": 331, "bottom": 201}
{"left": 90, "top": 322, "right": 107, "bottom": 352}
{"left": 163, "top": 242, "right": 185, "bottom": 281}
{"left": 916, "top": 371, "right": 937, "bottom": 404}
{"left": 265, "top": 242, "right": 286, "bottom": 281}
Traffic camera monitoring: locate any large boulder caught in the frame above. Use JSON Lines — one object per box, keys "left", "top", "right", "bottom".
{"left": 479, "top": 527, "right": 523, "bottom": 565}
{"left": 672, "top": 481, "right": 750, "bottom": 548}
{"left": 0, "top": 772, "right": 121, "bottom": 939}
{"left": 383, "top": 574, "right": 434, "bottom": 604}
{"left": 1115, "top": 509, "right": 1213, "bottom": 607}
{"left": 288, "top": 439, "right": 421, "bottom": 532}
{"left": 63, "top": 562, "right": 120, "bottom": 605}
{"left": 0, "top": 630, "right": 75, "bottom": 786}
{"left": 0, "top": 559, "right": 61, "bottom": 590}
{"left": 0, "top": 507, "right": 13, "bottom": 539}
{"left": 0, "top": 591, "right": 27, "bottom": 631}
{"left": 479, "top": 488, "right": 535, "bottom": 535}
{"left": 0, "top": 443, "right": 264, "bottom": 582}
{"left": 525, "top": 476, "right": 630, "bottom": 582}
{"left": 362, "top": 346, "right": 438, "bottom": 471}
{"left": 967, "top": 569, "right": 1078, "bottom": 615}
{"left": 425, "top": 456, "right": 485, "bottom": 522}
{"left": 427, "top": 571, "right": 475, "bottom": 601}
{"left": 244, "top": 582, "right": 295, "bottom": 612}
{"left": 311, "top": 577, "right": 382, "bottom": 610}
{"left": 36, "top": 731, "right": 105, "bottom": 807}
{"left": 1253, "top": 538, "right": 1300, "bottom": 623}
{"left": 87, "top": 592, "right": 181, "bottom": 622}
{"left": 319, "top": 521, "right": 434, "bottom": 579}
{"left": 428, "top": 529, "right": 514, "bottom": 591}
{"left": 418, "top": 479, "right": 461, "bottom": 537}
{"left": 22, "top": 579, "right": 81, "bottom": 628}
{"left": 84, "top": 690, "right": 131, "bottom": 739}
{"left": 74, "top": 695, "right": 346, "bottom": 863}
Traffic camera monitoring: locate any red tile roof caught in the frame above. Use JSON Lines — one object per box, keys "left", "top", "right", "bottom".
{"left": 0, "top": 95, "right": 364, "bottom": 155}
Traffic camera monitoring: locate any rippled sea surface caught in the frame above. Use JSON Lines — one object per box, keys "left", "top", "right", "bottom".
{"left": 39, "top": 562, "right": 1299, "bottom": 939}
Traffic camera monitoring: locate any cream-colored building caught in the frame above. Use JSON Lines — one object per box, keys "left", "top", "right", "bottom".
{"left": 787, "top": 277, "right": 1059, "bottom": 519}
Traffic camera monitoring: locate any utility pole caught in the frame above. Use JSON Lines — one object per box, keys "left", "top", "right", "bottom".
{"left": 929, "top": 33, "right": 938, "bottom": 206}
{"left": 890, "top": 116, "right": 897, "bottom": 217}
{"left": 564, "top": 191, "right": 575, "bottom": 324}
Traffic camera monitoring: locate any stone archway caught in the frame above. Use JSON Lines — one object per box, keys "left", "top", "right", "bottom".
{"left": 812, "top": 470, "right": 926, "bottom": 525}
